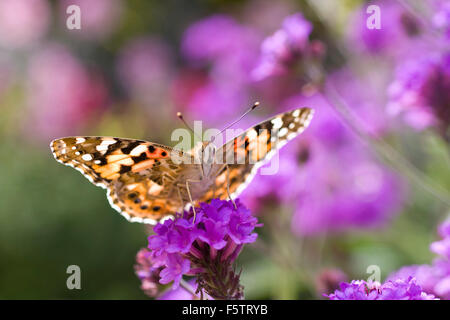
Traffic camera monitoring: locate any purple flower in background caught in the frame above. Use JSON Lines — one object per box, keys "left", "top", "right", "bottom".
{"left": 146, "top": 199, "right": 260, "bottom": 299}
{"left": 251, "top": 13, "right": 314, "bottom": 81}
{"left": 291, "top": 143, "right": 403, "bottom": 236}
{"left": 182, "top": 15, "right": 256, "bottom": 62}
{"left": 388, "top": 220, "right": 450, "bottom": 299}
{"left": 25, "top": 43, "right": 109, "bottom": 142}
{"left": 347, "top": 0, "right": 421, "bottom": 55}
{"left": 242, "top": 91, "right": 405, "bottom": 236}
{"left": 0, "top": 0, "right": 50, "bottom": 49}
{"left": 176, "top": 15, "right": 260, "bottom": 125}
{"left": 432, "top": 0, "right": 450, "bottom": 39}
{"left": 60, "top": 0, "right": 123, "bottom": 40}
{"left": 325, "top": 277, "right": 436, "bottom": 300}
{"left": 387, "top": 53, "right": 450, "bottom": 138}
{"left": 117, "top": 37, "right": 174, "bottom": 106}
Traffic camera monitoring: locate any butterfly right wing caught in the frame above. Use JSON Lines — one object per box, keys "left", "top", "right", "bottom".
{"left": 198, "top": 107, "right": 314, "bottom": 202}
{"left": 51, "top": 136, "right": 200, "bottom": 224}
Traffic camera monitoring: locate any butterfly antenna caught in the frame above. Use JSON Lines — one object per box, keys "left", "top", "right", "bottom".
{"left": 177, "top": 112, "right": 203, "bottom": 141}
{"left": 211, "top": 101, "right": 260, "bottom": 143}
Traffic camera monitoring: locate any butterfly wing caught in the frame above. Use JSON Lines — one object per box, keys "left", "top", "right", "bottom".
{"left": 198, "top": 107, "right": 314, "bottom": 202}
{"left": 50, "top": 136, "right": 198, "bottom": 224}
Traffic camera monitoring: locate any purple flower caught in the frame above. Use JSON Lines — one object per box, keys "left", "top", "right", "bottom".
{"left": 387, "top": 53, "right": 450, "bottom": 138}
{"left": 325, "top": 277, "right": 436, "bottom": 300}
{"left": 181, "top": 15, "right": 256, "bottom": 62}
{"left": 175, "top": 15, "right": 260, "bottom": 125}
{"left": 388, "top": 220, "right": 450, "bottom": 299}
{"left": 251, "top": 13, "right": 315, "bottom": 81}
{"left": 145, "top": 199, "right": 259, "bottom": 299}
{"left": 159, "top": 254, "right": 191, "bottom": 288}
{"left": 347, "top": 0, "right": 421, "bottom": 55}
{"left": 241, "top": 91, "right": 405, "bottom": 236}
{"left": 432, "top": 0, "right": 450, "bottom": 39}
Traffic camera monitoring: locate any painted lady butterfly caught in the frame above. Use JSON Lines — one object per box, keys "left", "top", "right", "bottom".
{"left": 50, "top": 107, "right": 313, "bottom": 224}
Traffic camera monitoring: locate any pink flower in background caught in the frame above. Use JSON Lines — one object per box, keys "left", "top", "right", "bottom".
{"left": 60, "top": 0, "right": 123, "bottom": 40}
{"left": 0, "top": 0, "right": 50, "bottom": 49}
{"left": 25, "top": 44, "right": 109, "bottom": 141}
{"left": 134, "top": 248, "right": 163, "bottom": 298}
{"left": 116, "top": 37, "right": 174, "bottom": 106}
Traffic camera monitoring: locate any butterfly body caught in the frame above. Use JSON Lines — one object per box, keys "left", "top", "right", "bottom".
{"left": 51, "top": 107, "right": 314, "bottom": 224}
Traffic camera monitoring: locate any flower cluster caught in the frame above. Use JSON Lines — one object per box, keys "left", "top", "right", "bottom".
{"left": 325, "top": 277, "right": 436, "bottom": 300}
{"left": 387, "top": 220, "right": 450, "bottom": 299}
{"left": 241, "top": 91, "right": 405, "bottom": 236}
{"left": 134, "top": 248, "right": 163, "bottom": 298}
{"left": 387, "top": 53, "right": 450, "bottom": 139}
{"left": 143, "top": 199, "right": 260, "bottom": 300}
{"left": 432, "top": 0, "right": 450, "bottom": 39}
{"left": 251, "top": 13, "right": 322, "bottom": 81}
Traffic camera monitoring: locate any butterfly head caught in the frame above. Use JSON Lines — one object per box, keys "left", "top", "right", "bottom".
{"left": 194, "top": 141, "right": 216, "bottom": 164}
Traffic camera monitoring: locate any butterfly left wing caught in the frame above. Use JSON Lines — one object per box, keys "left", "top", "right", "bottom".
{"left": 51, "top": 136, "right": 199, "bottom": 224}
{"left": 198, "top": 107, "right": 314, "bottom": 202}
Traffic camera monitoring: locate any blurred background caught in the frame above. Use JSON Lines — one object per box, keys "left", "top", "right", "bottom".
{"left": 0, "top": 0, "right": 449, "bottom": 299}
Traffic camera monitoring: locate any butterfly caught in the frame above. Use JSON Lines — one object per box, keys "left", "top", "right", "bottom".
{"left": 50, "top": 107, "right": 314, "bottom": 224}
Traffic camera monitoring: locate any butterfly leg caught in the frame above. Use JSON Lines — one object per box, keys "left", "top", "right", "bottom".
{"left": 177, "top": 179, "right": 201, "bottom": 223}
{"left": 226, "top": 165, "right": 237, "bottom": 209}
{"left": 177, "top": 187, "right": 185, "bottom": 218}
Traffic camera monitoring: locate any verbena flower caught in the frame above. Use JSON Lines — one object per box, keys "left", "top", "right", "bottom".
{"left": 134, "top": 248, "right": 163, "bottom": 298}
{"left": 145, "top": 198, "right": 260, "bottom": 300}
{"left": 325, "top": 277, "right": 437, "bottom": 300}
{"left": 432, "top": 0, "right": 450, "bottom": 39}
{"left": 388, "top": 220, "right": 450, "bottom": 299}
{"left": 387, "top": 53, "right": 450, "bottom": 139}
{"left": 241, "top": 92, "right": 405, "bottom": 236}
{"left": 176, "top": 14, "right": 258, "bottom": 125}
{"left": 347, "top": 0, "right": 421, "bottom": 55}
{"left": 251, "top": 13, "right": 316, "bottom": 81}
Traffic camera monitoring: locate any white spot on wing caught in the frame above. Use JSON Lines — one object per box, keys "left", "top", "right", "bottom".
{"left": 278, "top": 127, "right": 288, "bottom": 137}
{"left": 96, "top": 145, "right": 109, "bottom": 152}
{"left": 130, "top": 144, "right": 147, "bottom": 156}
{"left": 271, "top": 117, "right": 283, "bottom": 129}
{"left": 82, "top": 154, "right": 93, "bottom": 161}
